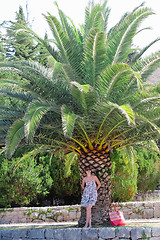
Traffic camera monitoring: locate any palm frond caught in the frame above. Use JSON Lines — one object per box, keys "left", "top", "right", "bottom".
{"left": 0, "top": 88, "right": 36, "bottom": 102}
{"left": 6, "top": 119, "right": 25, "bottom": 159}
{"left": 130, "top": 38, "right": 160, "bottom": 63}
{"left": 64, "top": 152, "right": 78, "bottom": 177}
{"left": 13, "top": 145, "right": 55, "bottom": 174}
{"left": 96, "top": 63, "right": 142, "bottom": 102}
{"left": 0, "top": 79, "right": 19, "bottom": 87}
{"left": 61, "top": 105, "right": 78, "bottom": 139}
{"left": 132, "top": 52, "right": 160, "bottom": 81}
{"left": 24, "top": 100, "right": 58, "bottom": 142}
{"left": 95, "top": 102, "right": 135, "bottom": 146}
{"left": 107, "top": 5, "right": 153, "bottom": 64}
{"left": 82, "top": 29, "right": 108, "bottom": 86}
{"left": 83, "top": 1, "right": 110, "bottom": 38}
{"left": 133, "top": 96, "right": 160, "bottom": 121}
{"left": 71, "top": 81, "right": 97, "bottom": 113}
{"left": 43, "top": 13, "right": 69, "bottom": 63}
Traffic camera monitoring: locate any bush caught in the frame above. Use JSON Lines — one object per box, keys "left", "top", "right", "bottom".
{"left": 111, "top": 150, "right": 138, "bottom": 202}
{"left": 38, "top": 154, "right": 81, "bottom": 205}
{"left": 0, "top": 156, "right": 53, "bottom": 207}
{"left": 136, "top": 148, "right": 160, "bottom": 193}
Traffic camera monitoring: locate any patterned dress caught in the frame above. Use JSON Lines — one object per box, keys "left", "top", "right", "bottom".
{"left": 81, "top": 181, "right": 97, "bottom": 207}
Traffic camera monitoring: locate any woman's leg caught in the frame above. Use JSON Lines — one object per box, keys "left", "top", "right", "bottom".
{"left": 85, "top": 207, "right": 89, "bottom": 227}
{"left": 88, "top": 205, "right": 92, "bottom": 227}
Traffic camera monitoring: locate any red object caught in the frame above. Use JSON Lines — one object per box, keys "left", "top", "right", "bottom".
{"left": 109, "top": 202, "right": 126, "bottom": 226}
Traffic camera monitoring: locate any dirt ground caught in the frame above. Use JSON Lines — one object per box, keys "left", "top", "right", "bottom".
{"left": 1, "top": 219, "right": 160, "bottom": 230}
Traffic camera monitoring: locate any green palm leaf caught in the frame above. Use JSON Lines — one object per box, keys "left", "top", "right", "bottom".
{"left": 64, "top": 152, "right": 78, "bottom": 176}
{"left": 0, "top": 88, "right": 36, "bottom": 102}
{"left": 71, "top": 81, "right": 97, "bottom": 113}
{"left": 95, "top": 102, "right": 135, "bottom": 144}
{"left": 43, "top": 13, "right": 69, "bottom": 63}
{"left": 13, "top": 145, "right": 55, "bottom": 173}
{"left": 130, "top": 38, "right": 160, "bottom": 63}
{"left": 83, "top": 1, "right": 110, "bottom": 38}
{"left": 107, "top": 5, "right": 153, "bottom": 64}
{"left": 61, "top": 105, "right": 78, "bottom": 138}
{"left": 82, "top": 29, "right": 107, "bottom": 86}
{"left": 6, "top": 119, "right": 25, "bottom": 159}
{"left": 132, "top": 52, "right": 160, "bottom": 81}
{"left": 96, "top": 63, "right": 142, "bottom": 102}
{"left": 24, "top": 100, "right": 57, "bottom": 142}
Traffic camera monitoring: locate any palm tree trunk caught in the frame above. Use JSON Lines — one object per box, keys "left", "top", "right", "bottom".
{"left": 78, "top": 149, "right": 112, "bottom": 226}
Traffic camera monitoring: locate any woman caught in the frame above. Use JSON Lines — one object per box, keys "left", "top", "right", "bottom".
{"left": 81, "top": 167, "right": 101, "bottom": 228}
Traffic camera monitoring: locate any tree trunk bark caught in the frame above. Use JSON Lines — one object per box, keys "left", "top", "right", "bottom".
{"left": 78, "top": 150, "right": 112, "bottom": 226}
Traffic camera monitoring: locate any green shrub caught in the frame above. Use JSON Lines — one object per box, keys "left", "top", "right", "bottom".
{"left": 111, "top": 150, "right": 138, "bottom": 202}
{"left": 38, "top": 154, "right": 81, "bottom": 205}
{"left": 136, "top": 148, "right": 160, "bottom": 193}
{"left": 0, "top": 156, "right": 53, "bottom": 207}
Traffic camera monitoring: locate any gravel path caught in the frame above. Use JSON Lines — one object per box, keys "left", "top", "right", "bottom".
{"left": 1, "top": 219, "right": 160, "bottom": 229}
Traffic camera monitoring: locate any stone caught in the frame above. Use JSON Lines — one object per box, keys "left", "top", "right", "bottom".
{"left": 1, "top": 229, "right": 12, "bottom": 238}
{"left": 28, "top": 229, "right": 45, "bottom": 239}
{"left": 61, "top": 210, "right": 69, "bottom": 221}
{"left": 52, "top": 229, "right": 64, "bottom": 240}
{"left": 154, "top": 207, "right": 160, "bottom": 218}
{"left": 131, "top": 227, "right": 151, "bottom": 240}
{"left": 32, "top": 219, "right": 44, "bottom": 223}
{"left": 116, "top": 227, "right": 131, "bottom": 238}
{"left": 26, "top": 239, "right": 45, "bottom": 240}
{"left": 45, "top": 218, "right": 55, "bottom": 222}
{"left": 57, "top": 214, "right": 64, "bottom": 222}
{"left": 12, "top": 229, "right": 28, "bottom": 239}
{"left": 1, "top": 238, "right": 12, "bottom": 240}
{"left": 82, "top": 228, "right": 98, "bottom": 240}
{"left": 150, "top": 238, "right": 160, "bottom": 240}
{"left": 144, "top": 202, "right": 154, "bottom": 208}
{"left": 99, "top": 227, "right": 115, "bottom": 239}
{"left": 64, "top": 228, "right": 81, "bottom": 240}
{"left": 117, "top": 239, "right": 130, "bottom": 240}
{"left": 38, "top": 214, "right": 46, "bottom": 221}
{"left": 45, "top": 229, "right": 55, "bottom": 238}
{"left": 131, "top": 227, "right": 144, "bottom": 240}
{"left": 143, "top": 208, "right": 154, "bottom": 219}
{"left": 77, "top": 211, "right": 81, "bottom": 219}
{"left": 152, "top": 227, "right": 160, "bottom": 237}
{"left": 68, "top": 211, "right": 77, "bottom": 221}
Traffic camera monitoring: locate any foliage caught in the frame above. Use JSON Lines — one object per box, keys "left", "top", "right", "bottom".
{"left": 0, "top": 155, "right": 53, "bottom": 207}
{"left": 41, "top": 154, "right": 81, "bottom": 204}
{"left": 0, "top": 151, "right": 81, "bottom": 207}
{"left": 136, "top": 147, "right": 160, "bottom": 193}
{"left": 1, "top": 6, "right": 49, "bottom": 64}
{"left": 111, "top": 145, "right": 160, "bottom": 202}
{"left": 111, "top": 150, "right": 138, "bottom": 202}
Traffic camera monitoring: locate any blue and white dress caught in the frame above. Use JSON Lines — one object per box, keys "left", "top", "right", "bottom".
{"left": 81, "top": 181, "right": 97, "bottom": 207}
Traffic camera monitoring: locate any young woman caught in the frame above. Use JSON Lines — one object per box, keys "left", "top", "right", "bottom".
{"left": 81, "top": 167, "right": 101, "bottom": 228}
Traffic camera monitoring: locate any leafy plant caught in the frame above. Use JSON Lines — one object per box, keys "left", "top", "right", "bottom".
{"left": 0, "top": 155, "right": 53, "bottom": 207}
{"left": 111, "top": 150, "right": 138, "bottom": 202}
{"left": 136, "top": 147, "right": 160, "bottom": 193}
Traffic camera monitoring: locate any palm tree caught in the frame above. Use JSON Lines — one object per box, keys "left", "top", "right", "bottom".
{"left": 0, "top": 1, "right": 160, "bottom": 225}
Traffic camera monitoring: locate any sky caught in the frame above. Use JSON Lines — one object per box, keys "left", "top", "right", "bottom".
{"left": 0, "top": 0, "right": 160, "bottom": 55}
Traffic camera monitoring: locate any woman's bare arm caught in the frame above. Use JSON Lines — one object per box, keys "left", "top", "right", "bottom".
{"left": 81, "top": 178, "right": 86, "bottom": 190}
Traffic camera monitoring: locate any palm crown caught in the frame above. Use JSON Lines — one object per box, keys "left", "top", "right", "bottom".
{"left": 0, "top": 1, "right": 160, "bottom": 224}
